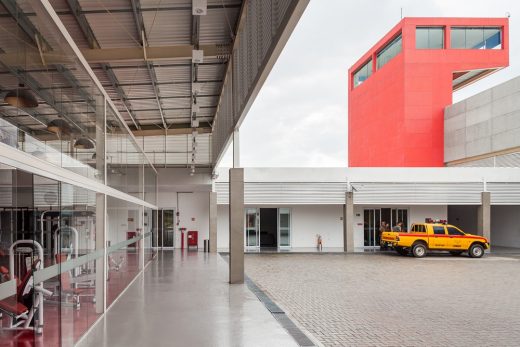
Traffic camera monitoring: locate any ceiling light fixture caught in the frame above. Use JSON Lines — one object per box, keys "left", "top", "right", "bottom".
{"left": 47, "top": 119, "right": 71, "bottom": 136}
{"left": 4, "top": 84, "right": 38, "bottom": 108}
{"left": 74, "top": 137, "right": 95, "bottom": 150}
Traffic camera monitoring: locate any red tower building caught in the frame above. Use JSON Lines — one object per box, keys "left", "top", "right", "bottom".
{"left": 348, "top": 18, "right": 509, "bottom": 167}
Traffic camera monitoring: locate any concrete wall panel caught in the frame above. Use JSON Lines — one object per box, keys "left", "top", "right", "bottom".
{"left": 445, "top": 76, "right": 520, "bottom": 163}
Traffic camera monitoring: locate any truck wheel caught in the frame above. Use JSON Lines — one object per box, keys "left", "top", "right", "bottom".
{"left": 412, "top": 243, "right": 427, "bottom": 258}
{"left": 468, "top": 244, "right": 485, "bottom": 258}
{"left": 449, "top": 251, "right": 463, "bottom": 256}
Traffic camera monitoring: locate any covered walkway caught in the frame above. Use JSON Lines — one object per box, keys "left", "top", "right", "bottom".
{"left": 77, "top": 251, "right": 298, "bottom": 347}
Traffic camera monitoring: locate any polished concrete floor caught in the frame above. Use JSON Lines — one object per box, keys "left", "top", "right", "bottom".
{"left": 78, "top": 250, "right": 298, "bottom": 347}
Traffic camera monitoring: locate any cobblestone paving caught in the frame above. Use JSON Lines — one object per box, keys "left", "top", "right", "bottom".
{"left": 245, "top": 253, "right": 520, "bottom": 347}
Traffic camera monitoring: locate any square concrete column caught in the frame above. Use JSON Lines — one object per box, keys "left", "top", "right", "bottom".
{"left": 229, "top": 168, "right": 244, "bottom": 284}
{"left": 209, "top": 191, "right": 218, "bottom": 253}
{"left": 477, "top": 191, "right": 491, "bottom": 244}
{"left": 343, "top": 191, "right": 354, "bottom": 253}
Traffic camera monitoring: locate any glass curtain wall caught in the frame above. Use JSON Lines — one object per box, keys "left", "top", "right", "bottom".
{"left": 0, "top": 1, "right": 158, "bottom": 346}
{"left": 0, "top": 167, "right": 154, "bottom": 345}
{"left": 0, "top": 1, "right": 105, "bottom": 183}
{"left": 0, "top": 166, "right": 101, "bottom": 346}
{"left": 106, "top": 196, "right": 145, "bottom": 307}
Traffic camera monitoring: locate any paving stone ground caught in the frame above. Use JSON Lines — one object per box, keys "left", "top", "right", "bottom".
{"left": 245, "top": 252, "right": 520, "bottom": 347}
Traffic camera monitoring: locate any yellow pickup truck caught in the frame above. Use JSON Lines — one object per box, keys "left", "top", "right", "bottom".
{"left": 380, "top": 221, "right": 489, "bottom": 258}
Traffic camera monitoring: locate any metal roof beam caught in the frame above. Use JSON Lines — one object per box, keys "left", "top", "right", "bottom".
{"left": 0, "top": 45, "right": 229, "bottom": 66}
{"left": 65, "top": 0, "right": 141, "bottom": 130}
{"left": 36, "top": 80, "right": 223, "bottom": 90}
{"left": 130, "top": 0, "right": 167, "bottom": 130}
{"left": 0, "top": 0, "right": 95, "bottom": 134}
{"left": 65, "top": 0, "right": 99, "bottom": 49}
{"left": 133, "top": 126, "right": 212, "bottom": 137}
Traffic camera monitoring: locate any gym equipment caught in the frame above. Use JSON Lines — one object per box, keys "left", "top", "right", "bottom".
{"left": 0, "top": 240, "right": 52, "bottom": 335}
{"left": 109, "top": 255, "right": 125, "bottom": 272}
{"left": 53, "top": 226, "right": 79, "bottom": 276}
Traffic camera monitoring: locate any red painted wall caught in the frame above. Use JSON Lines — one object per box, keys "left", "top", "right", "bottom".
{"left": 348, "top": 18, "right": 509, "bottom": 167}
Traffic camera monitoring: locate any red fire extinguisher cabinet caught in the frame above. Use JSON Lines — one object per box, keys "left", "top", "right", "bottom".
{"left": 187, "top": 231, "right": 198, "bottom": 250}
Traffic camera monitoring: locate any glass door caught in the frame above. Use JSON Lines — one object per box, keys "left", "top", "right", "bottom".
{"left": 162, "top": 210, "right": 175, "bottom": 248}
{"left": 364, "top": 209, "right": 381, "bottom": 250}
{"left": 245, "top": 208, "right": 260, "bottom": 249}
{"left": 391, "top": 208, "right": 408, "bottom": 231}
{"left": 278, "top": 208, "right": 291, "bottom": 248}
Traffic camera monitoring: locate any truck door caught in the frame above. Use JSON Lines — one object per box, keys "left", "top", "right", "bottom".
{"left": 446, "top": 226, "right": 464, "bottom": 249}
{"left": 430, "top": 226, "right": 447, "bottom": 249}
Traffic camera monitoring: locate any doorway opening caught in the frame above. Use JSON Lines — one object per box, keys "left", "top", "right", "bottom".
{"left": 157, "top": 209, "right": 175, "bottom": 248}
{"left": 260, "top": 208, "right": 277, "bottom": 248}
{"left": 244, "top": 208, "right": 291, "bottom": 250}
{"left": 363, "top": 208, "right": 408, "bottom": 249}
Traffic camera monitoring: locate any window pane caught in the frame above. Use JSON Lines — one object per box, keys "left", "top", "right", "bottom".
{"left": 429, "top": 28, "right": 444, "bottom": 49}
{"left": 280, "top": 229, "right": 290, "bottom": 247}
{"left": 416, "top": 28, "right": 429, "bottom": 48}
{"left": 416, "top": 27, "right": 444, "bottom": 49}
{"left": 377, "top": 34, "right": 402, "bottom": 70}
{"left": 451, "top": 28, "right": 465, "bottom": 48}
{"left": 484, "top": 28, "right": 501, "bottom": 49}
{"left": 433, "top": 226, "right": 446, "bottom": 235}
{"left": 447, "top": 227, "right": 464, "bottom": 236}
{"left": 353, "top": 59, "right": 372, "bottom": 87}
{"left": 466, "top": 28, "right": 485, "bottom": 49}
{"left": 279, "top": 208, "right": 290, "bottom": 247}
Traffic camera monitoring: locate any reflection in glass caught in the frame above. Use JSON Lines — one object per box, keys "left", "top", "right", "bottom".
{"left": 416, "top": 27, "right": 444, "bottom": 49}
{"left": 245, "top": 209, "right": 259, "bottom": 247}
{"left": 451, "top": 27, "right": 502, "bottom": 49}
{"left": 353, "top": 59, "right": 373, "bottom": 87}
{"left": 279, "top": 208, "right": 291, "bottom": 247}
{"left": 377, "top": 34, "right": 402, "bottom": 70}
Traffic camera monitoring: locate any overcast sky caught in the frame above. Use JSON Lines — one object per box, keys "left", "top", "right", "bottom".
{"left": 219, "top": 0, "right": 520, "bottom": 168}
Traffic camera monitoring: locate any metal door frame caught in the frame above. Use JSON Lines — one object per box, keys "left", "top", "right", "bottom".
{"left": 363, "top": 208, "right": 380, "bottom": 250}
{"left": 245, "top": 208, "right": 260, "bottom": 249}
{"left": 277, "top": 208, "right": 292, "bottom": 249}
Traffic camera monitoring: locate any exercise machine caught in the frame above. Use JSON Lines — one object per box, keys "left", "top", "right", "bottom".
{"left": 0, "top": 240, "right": 52, "bottom": 335}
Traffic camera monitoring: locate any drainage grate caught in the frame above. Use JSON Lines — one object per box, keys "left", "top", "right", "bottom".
{"left": 245, "top": 276, "right": 316, "bottom": 347}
